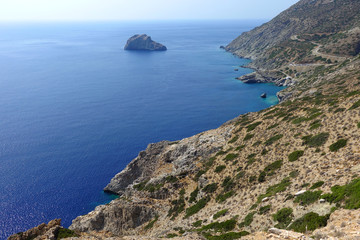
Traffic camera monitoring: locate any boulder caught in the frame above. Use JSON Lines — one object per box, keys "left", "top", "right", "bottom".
{"left": 261, "top": 93, "right": 267, "bottom": 98}
{"left": 124, "top": 34, "right": 167, "bottom": 51}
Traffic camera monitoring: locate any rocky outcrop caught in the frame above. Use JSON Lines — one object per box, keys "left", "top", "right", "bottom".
{"left": 104, "top": 125, "right": 234, "bottom": 196}
{"left": 69, "top": 199, "right": 158, "bottom": 236}
{"left": 124, "top": 34, "right": 167, "bottom": 51}
{"left": 236, "top": 71, "right": 294, "bottom": 87}
{"left": 8, "top": 219, "right": 61, "bottom": 240}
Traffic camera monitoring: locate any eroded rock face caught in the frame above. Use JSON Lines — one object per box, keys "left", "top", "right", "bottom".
{"left": 104, "top": 125, "right": 234, "bottom": 195}
{"left": 124, "top": 34, "right": 167, "bottom": 51}
{"left": 69, "top": 199, "right": 157, "bottom": 236}
{"left": 8, "top": 219, "right": 61, "bottom": 240}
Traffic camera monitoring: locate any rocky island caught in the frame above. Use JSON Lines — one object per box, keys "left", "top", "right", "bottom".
{"left": 9, "top": 0, "right": 360, "bottom": 239}
{"left": 124, "top": 34, "right": 167, "bottom": 51}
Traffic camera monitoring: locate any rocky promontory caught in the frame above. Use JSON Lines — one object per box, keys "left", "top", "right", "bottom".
{"left": 124, "top": 34, "right": 167, "bottom": 51}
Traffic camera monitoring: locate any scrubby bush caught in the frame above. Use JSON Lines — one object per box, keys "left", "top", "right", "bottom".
{"left": 294, "top": 191, "right": 322, "bottom": 206}
{"left": 239, "top": 212, "right": 255, "bottom": 227}
{"left": 289, "top": 212, "right": 329, "bottom": 233}
{"left": 273, "top": 208, "right": 293, "bottom": 229}
{"left": 144, "top": 216, "right": 159, "bottom": 230}
{"left": 289, "top": 170, "right": 299, "bottom": 178}
{"left": 185, "top": 197, "right": 209, "bottom": 218}
{"left": 264, "top": 160, "right": 283, "bottom": 172}
{"left": 246, "top": 122, "right": 262, "bottom": 132}
{"left": 329, "top": 139, "right": 347, "bottom": 152}
{"left": 310, "top": 181, "right": 324, "bottom": 189}
{"left": 243, "top": 134, "right": 254, "bottom": 141}
{"left": 257, "top": 178, "right": 291, "bottom": 203}
{"left": 189, "top": 187, "right": 199, "bottom": 203}
{"left": 215, "top": 165, "right": 226, "bottom": 173}
{"left": 203, "top": 183, "right": 218, "bottom": 193}
{"left": 222, "top": 177, "right": 235, "bottom": 192}
{"left": 203, "top": 231, "right": 249, "bottom": 240}
{"left": 216, "top": 191, "right": 235, "bottom": 203}
{"left": 228, "top": 136, "right": 239, "bottom": 144}
{"left": 302, "top": 132, "right": 329, "bottom": 147}
{"left": 259, "top": 205, "right": 271, "bottom": 215}
{"left": 357, "top": 122, "right": 360, "bottom": 128}
{"left": 265, "top": 134, "right": 283, "bottom": 146}
{"left": 213, "top": 209, "right": 229, "bottom": 220}
{"left": 192, "top": 220, "right": 203, "bottom": 227}
{"left": 56, "top": 228, "right": 79, "bottom": 239}
{"left": 349, "top": 100, "right": 360, "bottom": 110}
{"left": 200, "top": 219, "right": 237, "bottom": 232}
{"left": 224, "top": 153, "right": 238, "bottom": 162}
{"left": 258, "top": 171, "right": 266, "bottom": 183}
{"left": 321, "top": 178, "right": 360, "bottom": 209}
{"left": 288, "top": 150, "right": 304, "bottom": 162}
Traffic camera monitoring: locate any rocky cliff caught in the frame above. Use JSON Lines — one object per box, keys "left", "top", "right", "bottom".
{"left": 9, "top": 0, "right": 360, "bottom": 239}
{"left": 124, "top": 34, "right": 167, "bottom": 51}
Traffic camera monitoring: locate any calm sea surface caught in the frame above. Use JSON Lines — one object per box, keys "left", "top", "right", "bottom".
{"left": 0, "top": 20, "right": 282, "bottom": 239}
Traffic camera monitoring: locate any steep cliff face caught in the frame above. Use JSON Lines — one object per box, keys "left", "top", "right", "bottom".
{"left": 226, "top": 0, "right": 360, "bottom": 69}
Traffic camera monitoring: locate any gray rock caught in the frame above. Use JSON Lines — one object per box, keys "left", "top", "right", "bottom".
{"left": 124, "top": 34, "right": 167, "bottom": 51}
{"left": 261, "top": 93, "right": 267, "bottom": 98}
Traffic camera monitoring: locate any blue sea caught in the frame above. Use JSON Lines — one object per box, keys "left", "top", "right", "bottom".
{"left": 0, "top": 20, "right": 282, "bottom": 239}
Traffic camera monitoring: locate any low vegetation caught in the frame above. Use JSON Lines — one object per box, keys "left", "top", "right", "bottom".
{"left": 294, "top": 191, "right": 322, "bottom": 206}
{"left": 185, "top": 197, "right": 210, "bottom": 218}
{"left": 288, "top": 150, "right": 304, "bottom": 162}
{"left": 302, "top": 132, "right": 329, "bottom": 147}
{"left": 273, "top": 208, "right": 293, "bottom": 229}
{"left": 56, "top": 228, "right": 79, "bottom": 239}
{"left": 213, "top": 209, "right": 228, "bottom": 220}
{"left": 329, "top": 139, "right": 347, "bottom": 152}
{"left": 289, "top": 212, "right": 329, "bottom": 233}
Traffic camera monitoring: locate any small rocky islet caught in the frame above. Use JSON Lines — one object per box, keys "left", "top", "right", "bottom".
{"left": 124, "top": 34, "right": 167, "bottom": 51}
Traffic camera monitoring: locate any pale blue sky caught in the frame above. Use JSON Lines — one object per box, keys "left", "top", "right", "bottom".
{"left": 0, "top": 0, "right": 299, "bottom": 21}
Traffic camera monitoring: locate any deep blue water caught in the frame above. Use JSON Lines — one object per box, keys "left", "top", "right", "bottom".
{"left": 0, "top": 20, "right": 283, "bottom": 239}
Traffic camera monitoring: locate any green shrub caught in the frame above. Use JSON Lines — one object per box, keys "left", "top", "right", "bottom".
{"left": 288, "top": 212, "right": 329, "bottom": 233}
{"left": 222, "top": 177, "right": 235, "bottom": 192}
{"left": 144, "top": 216, "right": 159, "bottom": 230}
{"left": 288, "top": 150, "right": 304, "bottom": 162}
{"left": 224, "top": 153, "right": 238, "bottom": 162}
{"left": 228, "top": 136, "right": 239, "bottom": 144}
{"left": 205, "top": 157, "right": 216, "bottom": 168}
{"left": 302, "top": 132, "right": 329, "bottom": 147}
{"left": 239, "top": 212, "right": 255, "bottom": 227}
{"left": 249, "top": 204, "right": 258, "bottom": 210}
{"left": 195, "top": 170, "right": 206, "bottom": 180}
{"left": 56, "top": 228, "right": 79, "bottom": 239}
{"left": 185, "top": 197, "right": 209, "bottom": 218}
{"left": 246, "top": 122, "right": 262, "bottom": 132}
{"left": 273, "top": 208, "right": 293, "bottom": 229}
{"left": 294, "top": 191, "right": 322, "bottom": 206}
{"left": 349, "top": 100, "right": 360, "bottom": 110}
{"left": 329, "top": 139, "right": 347, "bottom": 152}
{"left": 235, "top": 145, "right": 245, "bottom": 151}
{"left": 189, "top": 187, "right": 199, "bottom": 203}
{"left": 213, "top": 209, "right": 229, "bottom": 220}
{"left": 200, "top": 219, "right": 237, "bottom": 232}
{"left": 215, "top": 165, "right": 226, "bottom": 173}
{"left": 321, "top": 178, "right": 360, "bottom": 209}
{"left": 166, "top": 175, "right": 178, "bottom": 183}
{"left": 357, "top": 122, "right": 360, "bottom": 128}
{"left": 259, "top": 205, "right": 271, "bottom": 215}
{"left": 257, "top": 178, "right": 291, "bottom": 203}
{"left": 204, "top": 231, "right": 249, "bottom": 240}
{"left": 249, "top": 175, "right": 256, "bottom": 183}
{"left": 289, "top": 170, "right": 299, "bottom": 178}
{"left": 310, "top": 181, "right": 324, "bottom": 189}
{"left": 193, "top": 220, "right": 203, "bottom": 227}
{"left": 265, "top": 134, "right": 283, "bottom": 146}
{"left": 258, "top": 171, "right": 266, "bottom": 183}
{"left": 264, "top": 160, "right": 283, "bottom": 172}
{"left": 267, "top": 123, "right": 279, "bottom": 129}
{"left": 166, "top": 233, "right": 178, "bottom": 238}
{"left": 203, "top": 183, "right": 218, "bottom": 193}
{"left": 216, "top": 191, "right": 235, "bottom": 203}
{"left": 243, "top": 134, "right": 254, "bottom": 141}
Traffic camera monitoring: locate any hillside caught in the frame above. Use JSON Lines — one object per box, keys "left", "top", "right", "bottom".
{"left": 9, "top": 0, "right": 360, "bottom": 240}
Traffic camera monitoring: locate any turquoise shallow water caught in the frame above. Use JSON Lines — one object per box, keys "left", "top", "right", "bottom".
{"left": 0, "top": 20, "right": 283, "bottom": 239}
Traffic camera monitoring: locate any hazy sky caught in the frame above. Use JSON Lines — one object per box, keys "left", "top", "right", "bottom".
{"left": 0, "top": 0, "right": 299, "bottom": 21}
